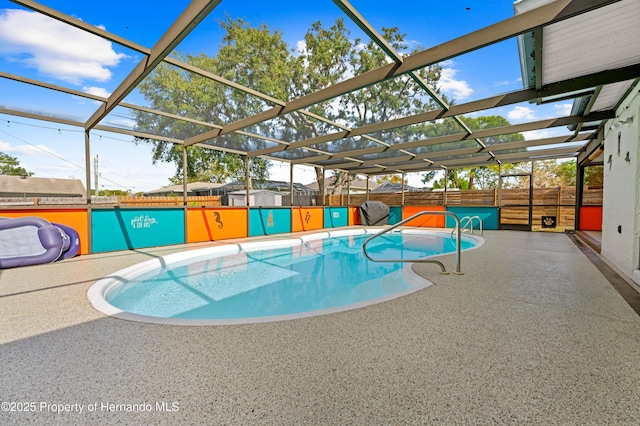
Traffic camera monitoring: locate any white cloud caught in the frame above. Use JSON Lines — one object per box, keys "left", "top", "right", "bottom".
{"left": 11, "top": 143, "right": 62, "bottom": 158}
{"left": 520, "top": 128, "right": 571, "bottom": 141}
{"left": 401, "top": 39, "right": 423, "bottom": 54}
{"left": 103, "top": 116, "right": 136, "bottom": 129}
{"left": 554, "top": 103, "right": 572, "bottom": 116}
{"left": 354, "top": 41, "right": 368, "bottom": 51}
{"left": 0, "top": 9, "right": 127, "bottom": 84}
{"left": 508, "top": 106, "right": 536, "bottom": 121}
{"left": 494, "top": 78, "right": 521, "bottom": 87}
{"left": 83, "top": 86, "right": 110, "bottom": 98}
{"left": 438, "top": 68, "right": 473, "bottom": 100}
{"left": 27, "top": 161, "right": 83, "bottom": 177}
{"left": 296, "top": 40, "right": 307, "bottom": 56}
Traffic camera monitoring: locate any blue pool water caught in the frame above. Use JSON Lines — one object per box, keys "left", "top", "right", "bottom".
{"left": 90, "top": 230, "right": 481, "bottom": 324}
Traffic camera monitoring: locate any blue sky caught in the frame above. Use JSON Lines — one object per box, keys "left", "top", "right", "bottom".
{"left": 0, "top": 0, "right": 573, "bottom": 191}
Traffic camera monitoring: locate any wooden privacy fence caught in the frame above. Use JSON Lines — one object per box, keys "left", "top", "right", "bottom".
{"left": 117, "top": 195, "right": 222, "bottom": 207}
{"left": 326, "top": 186, "right": 603, "bottom": 229}
{"left": 328, "top": 187, "right": 602, "bottom": 207}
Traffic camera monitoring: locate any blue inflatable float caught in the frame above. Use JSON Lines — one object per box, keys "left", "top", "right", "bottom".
{"left": 0, "top": 216, "right": 80, "bottom": 268}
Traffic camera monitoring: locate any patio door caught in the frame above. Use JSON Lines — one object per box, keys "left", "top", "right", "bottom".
{"left": 499, "top": 171, "right": 533, "bottom": 231}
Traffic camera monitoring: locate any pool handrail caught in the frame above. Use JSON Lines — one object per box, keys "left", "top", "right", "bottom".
{"left": 362, "top": 211, "right": 462, "bottom": 275}
{"left": 451, "top": 215, "right": 483, "bottom": 238}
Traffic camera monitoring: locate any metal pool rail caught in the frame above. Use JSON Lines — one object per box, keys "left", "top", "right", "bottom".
{"left": 451, "top": 215, "right": 483, "bottom": 238}
{"left": 362, "top": 211, "right": 463, "bottom": 275}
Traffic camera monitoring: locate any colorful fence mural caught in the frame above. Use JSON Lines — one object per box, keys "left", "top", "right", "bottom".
{"left": 0, "top": 193, "right": 600, "bottom": 258}
{"left": 249, "top": 208, "right": 291, "bottom": 236}
{"left": 324, "top": 207, "right": 348, "bottom": 228}
{"left": 91, "top": 208, "right": 185, "bottom": 253}
{"left": 187, "top": 208, "right": 248, "bottom": 243}
{"left": 445, "top": 206, "right": 499, "bottom": 230}
{"left": 292, "top": 207, "right": 324, "bottom": 232}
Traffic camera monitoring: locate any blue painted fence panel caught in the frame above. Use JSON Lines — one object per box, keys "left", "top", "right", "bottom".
{"left": 248, "top": 208, "right": 291, "bottom": 236}
{"left": 445, "top": 206, "right": 499, "bottom": 230}
{"left": 92, "top": 208, "right": 185, "bottom": 253}
{"left": 324, "top": 207, "right": 348, "bottom": 228}
{"left": 389, "top": 206, "right": 403, "bottom": 225}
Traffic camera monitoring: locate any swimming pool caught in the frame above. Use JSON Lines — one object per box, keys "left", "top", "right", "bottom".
{"left": 88, "top": 229, "right": 483, "bottom": 325}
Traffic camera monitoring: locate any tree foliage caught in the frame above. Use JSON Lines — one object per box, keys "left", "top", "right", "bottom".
{"left": 374, "top": 174, "right": 407, "bottom": 185}
{"left": 135, "top": 17, "right": 531, "bottom": 196}
{"left": 135, "top": 17, "right": 449, "bottom": 193}
{"left": 135, "top": 17, "right": 290, "bottom": 187}
{"left": 421, "top": 116, "right": 525, "bottom": 189}
{"left": 0, "top": 152, "right": 32, "bottom": 176}
{"left": 423, "top": 159, "right": 596, "bottom": 191}
{"left": 98, "top": 189, "right": 130, "bottom": 196}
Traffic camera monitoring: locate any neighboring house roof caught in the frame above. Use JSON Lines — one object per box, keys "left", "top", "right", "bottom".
{"left": 144, "top": 182, "right": 223, "bottom": 195}
{"left": 228, "top": 189, "right": 283, "bottom": 195}
{"left": 306, "top": 177, "right": 379, "bottom": 191}
{"left": 0, "top": 175, "right": 85, "bottom": 197}
{"left": 220, "top": 180, "right": 314, "bottom": 193}
{"left": 371, "top": 182, "right": 424, "bottom": 193}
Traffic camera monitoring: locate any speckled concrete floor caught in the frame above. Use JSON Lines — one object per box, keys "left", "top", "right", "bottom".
{"left": 1, "top": 230, "right": 639, "bottom": 425}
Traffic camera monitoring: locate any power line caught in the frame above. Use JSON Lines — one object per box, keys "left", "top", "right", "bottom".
{"left": 0, "top": 128, "right": 131, "bottom": 190}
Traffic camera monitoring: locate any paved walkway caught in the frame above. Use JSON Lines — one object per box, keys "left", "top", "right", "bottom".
{"left": 1, "top": 230, "right": 639, "bottom": 425}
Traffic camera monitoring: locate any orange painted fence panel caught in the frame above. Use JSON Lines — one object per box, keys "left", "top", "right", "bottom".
{"left": 0, "top": 209, "right": 89, "bottom": 255}
{"left": 187, "top": 208, "right": 248, "bottom": 243}
{"left": 348, "top": 206, "right": 360, "bottom": 225}
{"left": 401, "top": 206, "right": 446, "bottom": 227}
{"left": 292, "top": 207, "right": 324, "bottom": 232}
{"left": 579, "top": 206, "right": 602, "bottom": 231}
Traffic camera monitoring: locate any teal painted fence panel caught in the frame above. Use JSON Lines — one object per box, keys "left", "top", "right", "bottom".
{"left": 324, "top": 207, "right": 348, "bottom": 228}
{"left": 92, "top": 208, "right": 185, "bottom": 253}
{"left": 249, "top": 208, "right": 291, "bottom": 236}
{"left": 445, "top": 206, "right": 499, "bottom": 230}
{"left": 389, "top": 206, "right": 403, "bottom": 225}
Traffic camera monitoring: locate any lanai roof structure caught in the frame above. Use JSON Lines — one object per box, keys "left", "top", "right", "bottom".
{"left": 1, "top": 0, "right": 639, "bottom": 196}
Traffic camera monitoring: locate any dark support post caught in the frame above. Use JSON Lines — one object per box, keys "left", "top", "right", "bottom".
{"left": 443, "top": 168, "right": 448, "bottom": 206}
{"left": 85, "top": 130, "right": 92, "bottom": 202}
{"left": 182, "top": 145, "right": 188, "bottom": 243}
{"left": 243, "top": 155, "right": 250, "bottom": 206}
{"left": 347, "top": 174, "right": 351, "bottom": 206}
{"left": 529, "top": 161, "right": 534, "bottom": 231}
{"left": 576, "top": 162, "right": 585, "bottom": 231}
{"left": 319, "top": 167, "right": 325, "bottom": 206}
{"left": 289, "top": 163, "right": 294, "bottom": 206}
{"left": 84, "top": 130, "right": 93, "bottom": 253}
{"left": 366, "top": 175, "right": 370, "bottom": 201}
{"left": 244, "top": 156, "right": 251, "bottom": 233}
{"left": 401, "top": 172, "right": 405, "bottom": 206}
{"left": 182, "top": 145, "right": 188, "bottom": 206}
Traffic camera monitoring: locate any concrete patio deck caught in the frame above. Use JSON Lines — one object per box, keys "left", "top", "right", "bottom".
{"left": 1, "top": 230, "right": 639, "bottom": 425}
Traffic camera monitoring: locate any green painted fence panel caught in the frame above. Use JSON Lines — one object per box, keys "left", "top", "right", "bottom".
{"left": 324, "top": 207, "right": 348, "bottom": 228}
{"left": 445, "top": 206, "right": 499, "bottom": 230}
{"left": 249, "top": 208, "right": 291, "bottom": 236}
{"left": 389, "top": 206, "right": 403, "bottom": 225}
{"left": 92, "top": 208, "right": 185, "bottom": 253}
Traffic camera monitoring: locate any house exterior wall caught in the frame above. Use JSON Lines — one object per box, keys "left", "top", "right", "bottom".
{"left": 600, "top": 83, "right": 640, "bottom": 284}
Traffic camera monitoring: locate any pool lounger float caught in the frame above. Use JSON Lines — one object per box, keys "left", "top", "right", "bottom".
{"left": 0, "top": 216, "right": 80, "bottom": 268}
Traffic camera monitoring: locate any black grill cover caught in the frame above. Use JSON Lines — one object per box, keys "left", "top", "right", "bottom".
{"left": 359, "top": 201, "right": 390, "bottom": 225}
